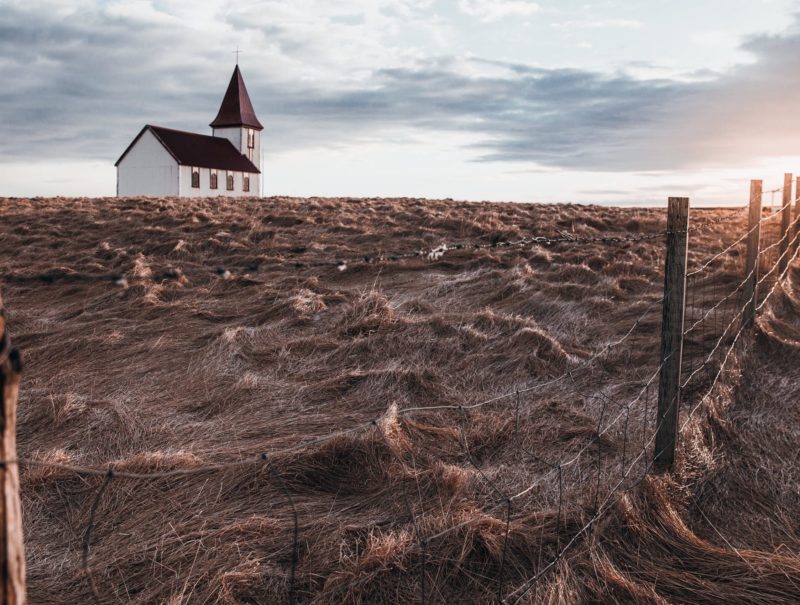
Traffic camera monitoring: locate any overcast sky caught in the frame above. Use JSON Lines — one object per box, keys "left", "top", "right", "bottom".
{"left": 3, "top": 0, "right": 800, "bottom": 204}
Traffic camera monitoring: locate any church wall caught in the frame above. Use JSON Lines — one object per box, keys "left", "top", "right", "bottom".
{"left": 213, "top": 127, "right": 261, "bottom": 169}
{"left": 248, "top": 129, "right": 261, "bottom": 169}
{"left": 212, "top": 127, "right": 242, "bottom": 153}
{"left": 117, "top": 130, "right": 179, "bottom": 196}
{"left": 178, "top": 166, "right": 260, "bottom": 197}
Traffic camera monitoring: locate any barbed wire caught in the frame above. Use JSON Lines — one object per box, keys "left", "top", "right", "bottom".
{"left": 683, "top": 227, "right": 800, "bottom": 401}
{"left": 307, "top": 231, "right": 672, "bottom": 270}
{"left": 686, "top": 194, "right": 798, "bottom": 279}
{"left": 0, "top": 230, "right": 677, "bottom": 287}
{"left": 501, "top": 199, "right": 799, "bottom": 600}
{"left": 686, "top": 228, "right": 798, "bottom": 408}
{"left": 501, "top": 235, "right": 800, "bottom": 603}
{"left": 401, "top": 347, "right": 670, "bottom": 597}
{"left": 502, "top": 418, "right": 661, "bottom": 604}
{"left": 512, "top": 359, "right": 664, "bottom": 503}
{"left": 682, "top": 192, "right": 798, "bottom": 356}
{"left": 681, "top": 222, "right": 798, "bottom": 388}
{"left": 503, "top": 375, "right": 681, "bottom": 602}
{"left": 683, "top": 270, "right": 749, "bottom": 340}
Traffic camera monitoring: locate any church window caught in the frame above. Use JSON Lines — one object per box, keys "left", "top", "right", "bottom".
{"left": 210, "top": 171, "right": 218, "bottom": 189}
{"left": 247, "top": 129, "right": 255, "bottom": 149}
{"left": 226, "top": 173, "right": 234, "bottom": 191}
{"left": 243, "top": 176, "right": 250, "bottom": 192}
{"left": 191, "top": 169, "right": 200, "bottom": 188}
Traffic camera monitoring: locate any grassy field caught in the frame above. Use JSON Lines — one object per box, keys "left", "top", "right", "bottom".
{"left": 1, "top": 196, "right": 799, "bottom": 604}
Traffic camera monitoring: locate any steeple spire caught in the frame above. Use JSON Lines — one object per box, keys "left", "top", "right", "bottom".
{"left": 209, "top": 65, "right": 263, "bottom": 131}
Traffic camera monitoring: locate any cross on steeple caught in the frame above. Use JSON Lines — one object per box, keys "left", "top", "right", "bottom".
{"left": 232, "top": 46, "right": 243, "bottom": 64}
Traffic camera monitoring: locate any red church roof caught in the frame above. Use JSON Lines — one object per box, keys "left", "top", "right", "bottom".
{"left": 209, "top": 65, "right": 263, "bottom": 131}
{"left": 115, "top": 125, "right": 260, "bottom": 173}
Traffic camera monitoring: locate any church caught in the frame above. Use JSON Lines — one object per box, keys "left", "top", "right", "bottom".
{"left": 115, "top": 65, "right": 262, "bottom": 197}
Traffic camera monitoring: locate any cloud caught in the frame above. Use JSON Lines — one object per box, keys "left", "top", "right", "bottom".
{"left": 551, "top": 19, "right": 643, "bottom": 30}
{"left": 269, "top": 61, "right": 688, "bottom": 171}
{"left": 2, "top": 0, "right": 800, "bottom": 179}
{"left": 458, "top": 0, "right": 540, "bottom": 22}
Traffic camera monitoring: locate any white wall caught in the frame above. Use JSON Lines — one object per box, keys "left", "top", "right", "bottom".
{"left": 178, "top": 166, "right": 260, "bottom": 197}
{"left": 212, "top": 127, "right": 242, "bottom": 153}
{"left": 213, "top": 126, "right": 261, "bottom": 171}
{"left": 117, "top": 129, "right": 179, "bottom": 196}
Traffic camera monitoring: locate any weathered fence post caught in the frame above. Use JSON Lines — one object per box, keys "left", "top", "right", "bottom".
{"left": 654, "top": 197, "right": 690, "bottom": 470}
{"left": 794, "top": 176, "right": 800, "bottom": 255}
{"left": 744, "top": 180, "right": 763, "bottom": 327}
{"left": 779, "top": 173, "right": 793, "bottom": 274}
{"left": 0, "top": 295, "right": 26, "bottom": 604}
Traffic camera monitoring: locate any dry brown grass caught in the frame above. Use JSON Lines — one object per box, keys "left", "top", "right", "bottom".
{"left": 1, "top": 195, "right": 798, "bottom": 603}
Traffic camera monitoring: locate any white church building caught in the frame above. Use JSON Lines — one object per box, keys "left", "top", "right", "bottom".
{"left": 115, "top": 65, "right": 262, "bottom": 197}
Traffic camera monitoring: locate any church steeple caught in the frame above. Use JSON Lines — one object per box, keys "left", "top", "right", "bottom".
{"left": 210, "top": 64, "right": 263, "bottom": 172}
{"left": 210, "top": 65, "right": 263, "bottom": 131}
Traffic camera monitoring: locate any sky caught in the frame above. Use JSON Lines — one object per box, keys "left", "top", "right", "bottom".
{"left": 3, "top": 0, "right": 800, "bottom": 205}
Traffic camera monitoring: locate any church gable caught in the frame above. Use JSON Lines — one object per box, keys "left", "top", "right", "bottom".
{"left": 115, "top": 126, "right": 178, "bottom": 168}
{"left": 116, "top": 128, "right": 179, "bottom": 197}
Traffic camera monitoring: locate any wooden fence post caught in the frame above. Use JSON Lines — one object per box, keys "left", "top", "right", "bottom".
{"left": 0, "top": 296, "right": 25, "bottom": 605}
{"left": 779, "top": 173, "right": 793, "bottom": 274}
{"left": 654, "top": 197, "right": 690, "bottom": 471}
{"left": 744, "top": 180, "right": 763, "bottom": 327}
{"left": 794, "top": 176, "right": 800, "bottom": 255}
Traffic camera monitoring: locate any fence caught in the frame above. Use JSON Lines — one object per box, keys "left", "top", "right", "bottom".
{"left": 1, "top": 178, "right": 799, "bottom": 604}
{"left": 0, "top": 294, "right": 25, "bottom": 605}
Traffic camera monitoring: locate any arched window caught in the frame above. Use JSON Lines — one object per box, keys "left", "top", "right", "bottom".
{"left": 210, "top": 171, "right": 218, "bottom": 190}
{"left": 226, "top": 173, "right": 234, "bottom": 191}
{"left": 191, "top": 169, "right": 200, "bottom": 188}
{"left": 247, "top": 129, "right": 255, "bottom": 149}
{"left": 243, "top": 176, "right": 250, "bottom": 192}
